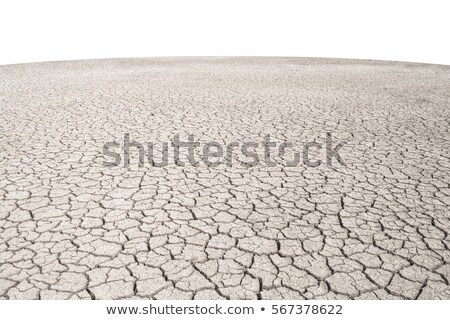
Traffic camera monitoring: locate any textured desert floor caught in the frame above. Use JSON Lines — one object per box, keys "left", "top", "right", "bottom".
{"left": 0, "top": 57, "right": 449, "bottom": 300}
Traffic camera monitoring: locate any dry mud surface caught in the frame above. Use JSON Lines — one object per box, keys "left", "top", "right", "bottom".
{"left": 0, "top": 58, "right": 449, "bottom": 299}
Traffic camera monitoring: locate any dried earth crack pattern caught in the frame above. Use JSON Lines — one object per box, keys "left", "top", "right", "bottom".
{"left": 1, "top": 57, "right": 449, "bottom": 300}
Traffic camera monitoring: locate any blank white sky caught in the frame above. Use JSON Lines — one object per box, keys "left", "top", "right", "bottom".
{"left": 0, "top": 0, "right": 449, "bottom": 65}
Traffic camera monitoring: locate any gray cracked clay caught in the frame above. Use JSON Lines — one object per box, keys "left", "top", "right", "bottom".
{"left": 0, "top": 58, "right": 449, "bottom": 299}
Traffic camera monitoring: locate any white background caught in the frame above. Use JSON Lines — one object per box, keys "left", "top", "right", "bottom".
{"left": 1, "top": 0, "right": 449, "bottom": 66}
{"left": 1, "top": 300, "right": 450, "bottom": 320}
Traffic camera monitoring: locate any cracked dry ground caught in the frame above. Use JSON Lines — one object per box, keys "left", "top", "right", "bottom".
{"left": 1, "top": 58, "right": 450, "bottom": 300}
